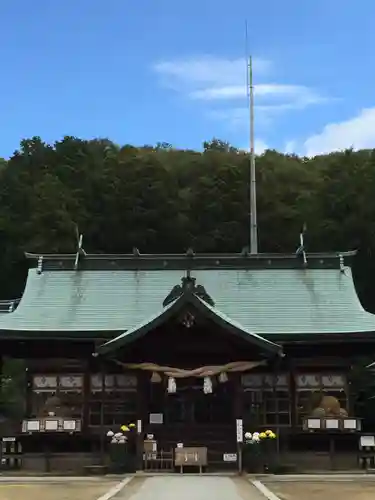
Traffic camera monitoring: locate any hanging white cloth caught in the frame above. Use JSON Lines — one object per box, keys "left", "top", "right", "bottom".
{"left": 203, "top": 376, "right": 213, "bottom": 394}
{"left": 167, "top": 376, "right": 176, "bottom": 393}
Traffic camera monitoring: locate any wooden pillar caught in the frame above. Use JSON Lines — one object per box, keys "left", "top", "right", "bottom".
{"left": 233, "top": 373, "right": 243, "bottom": 474}
{"left": 0, "top": 356, "right": 2, "bottom": 420}
{"left": 25, "top": 363, "right": 33, "bottom": 418}
{"left": 288, "top": 359, "right": 297, "bottom": 457}
{"left": 273, "top": 355, "right": 282, "bottom": 456}
{"left": 82, "top": 359, "right": 90, "bottom": 433}
{"left": 290, "top": 361, "right": 297, "bottom": 429}
{"left": 136, "top": 372, "right": 148, "bottom": 471}
{"left": 233, "top": 373, "right": 243, "bottom": 420}
{"left": 99, "top": 361, "right": 106, "bottom": 465}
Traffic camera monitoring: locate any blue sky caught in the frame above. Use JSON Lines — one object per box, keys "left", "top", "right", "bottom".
{"left": 1, "top": 0, "right": 375, "bottom": 157}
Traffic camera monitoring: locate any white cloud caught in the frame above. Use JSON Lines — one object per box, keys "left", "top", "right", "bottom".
{"left": 190, "top": 83, "right": 321, "bottom": 103}
{"left": 154, "top": 56, "right": 271, "bottom": 89}
{"left": 298, "top": 107, "right": 375, "bottom": 156}
{"left": 153, "top": 55, "right": 328, "bottom": 123}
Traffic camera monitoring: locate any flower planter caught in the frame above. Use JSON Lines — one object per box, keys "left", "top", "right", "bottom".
{"left": 261, "top": 439, "right": 277, "bottom": 473}
{"left": 106, "top": 422, "right": 137, "bottom": 473}
{"left": 243, "top": 429, "right": 278, "bottom": 473}
{"left": 109, "top": 443, "right": 136, "bottom": 473}
{"left": 243, "top": 445, "right": 263, "bottom": 473}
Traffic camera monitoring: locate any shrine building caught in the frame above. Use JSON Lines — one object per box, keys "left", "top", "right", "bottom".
{"left": 0, "top": 247, "right": 373, "bottom": 472}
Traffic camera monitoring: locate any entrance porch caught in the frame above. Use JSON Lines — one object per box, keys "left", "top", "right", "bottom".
{"left": 144, "top": 377, "right": 237, "bottom": 469}
{"left": 96, "top": 277, "right": 283, "bottom": 471}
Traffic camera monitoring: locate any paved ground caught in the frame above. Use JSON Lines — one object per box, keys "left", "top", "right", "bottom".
{"left": 115, "top": 476, "right": 265, "bottom": 500}
{"left": 0, "top": 479, "right": 120, "bottom": 500}
{"left": 262, "top": 478, "right": 375, "bottom": 500}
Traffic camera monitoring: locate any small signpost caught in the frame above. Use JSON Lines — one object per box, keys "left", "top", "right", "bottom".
{"left": 359, "top": 435, "right": 375, "bottom": 470}
{"left": 236, "top": 418, "right": 243, "bottom": 473}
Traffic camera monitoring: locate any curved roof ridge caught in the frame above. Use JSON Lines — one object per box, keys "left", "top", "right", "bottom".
{"left": 23, "top": 250, "right": 356, "bottom": 272}
{"left": 25, "top": 250, "right": 357, "bottom": 260}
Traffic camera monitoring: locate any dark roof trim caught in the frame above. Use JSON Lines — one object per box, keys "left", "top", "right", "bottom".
{"left": 267, "top": 331, "right": 375, "bottom": 343}
{"left": 0, "top": 330, "right": 116, "bottom": 340}
{"left": 0, "top": 299, "right": 21, "bottom": 313}
{"left": 0, "top": 330, "right": 374, "bottom": 343}
{"left": 24, "top": 250, "right": 357, "bottom": 271}
{"left": 97, "top": 293, "right": 283, "bottom": 356}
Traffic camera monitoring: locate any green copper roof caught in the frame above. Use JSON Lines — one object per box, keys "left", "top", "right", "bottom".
{"left": 1, "top": 252, "right": 375, "bottom": 336}
{"left": 98, "top": 292, "right": 282, "bottom": 355}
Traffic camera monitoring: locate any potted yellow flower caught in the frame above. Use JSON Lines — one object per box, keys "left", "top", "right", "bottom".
{"left": 243, "top": 431, "right": 263, "bottom": 472}
{"left": 107, "top": 422, "right": 137, "bottom": 473}
{"left": 259, "top": 430, "right": 277, "bottom": 473}
{"left": 243, "top": 429, "right": 277, "bottom": 473}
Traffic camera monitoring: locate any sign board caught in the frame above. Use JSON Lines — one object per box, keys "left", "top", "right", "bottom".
{"left": 144, "top": 439, "right": 157, "bottom": 453}
{"left": 149, "top": 413, "right": 163, "bottom": 424}
{"left": 360, "top": 435, "right": 375, "bottom": 448}
{"left": 22, "top": 418, "right": 82, "bottom": 433}
{"left": 236, "top": 419, "right": 243, "bottom": 443}
{"left": 223, "top": 453, "right": 237, "bottom": 462}
{"left": 343, "top": 419, "right": 358, "bottom": 430}
{"left": 174, "top": 447, "right": 207, "bottom": 467}
{"left": 63, "top": 420, "right": 77, "bottom": 431}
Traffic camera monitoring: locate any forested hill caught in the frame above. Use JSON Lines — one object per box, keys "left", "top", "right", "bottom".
{"left": 1, "top": 136, "right": 375, "bottom": 311}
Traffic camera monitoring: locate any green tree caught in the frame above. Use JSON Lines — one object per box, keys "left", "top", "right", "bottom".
{"left": 0, "top": 137, "right": 374, "bottom": 312}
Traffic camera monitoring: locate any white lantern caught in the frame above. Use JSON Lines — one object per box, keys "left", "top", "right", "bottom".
{"left": 203, "top": 376, "right": 213, "bottom": 394}
{"left": 167, "top": 377, "right": 176, "bottom": 394}
{"left": 106, "top": 430, "right": 114, "bottom": 437}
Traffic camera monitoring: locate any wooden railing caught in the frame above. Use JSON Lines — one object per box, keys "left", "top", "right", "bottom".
{"left": 143, "top": 450, "right": 174, "bottom": 472}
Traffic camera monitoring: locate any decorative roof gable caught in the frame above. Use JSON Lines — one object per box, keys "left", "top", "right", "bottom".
{"left": 97, "top": 291, "right": 282, "bottom": 356}
{"left": 163, "top": 275, "right": 215, "bottom": 307}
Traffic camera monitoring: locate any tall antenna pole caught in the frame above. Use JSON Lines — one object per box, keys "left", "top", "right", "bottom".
{"left": 245, "top": 22, "right": 258, "bottom": 254}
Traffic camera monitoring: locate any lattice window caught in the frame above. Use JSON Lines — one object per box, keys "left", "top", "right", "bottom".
{"left": 31, "top": 373, "right": 84, "bottom": 418}
{"left": 88, "top": 373, "right": 138, "bottom": 427}
{"left": 295, "top": 372, "right": 347, "bottom": 424}
{"left": 32, "top": 375, "right": 58, "bottom": 392}
{"left": 88, "top": 391, "right": 138, "bottom": 427}
{"left": 90, "top": 373, "right": 137, "bottom": 392}
{"left": 31, "top": 390, "right": 83, "bottom": 418}
{"left": 242, "top": 373, "right": 291, "bottom": 427}
{"left": 32, "top": 374, "right": 84, "bottom": 393}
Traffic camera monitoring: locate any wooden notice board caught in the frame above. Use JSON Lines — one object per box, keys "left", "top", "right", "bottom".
{"left": 174, "top": 446, "right": 207, "bottom": 470}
